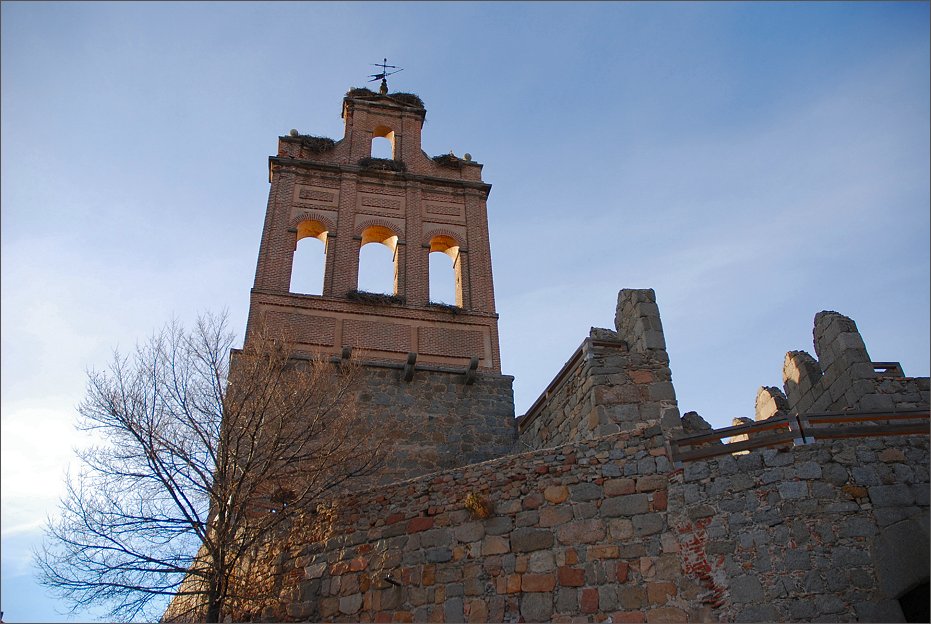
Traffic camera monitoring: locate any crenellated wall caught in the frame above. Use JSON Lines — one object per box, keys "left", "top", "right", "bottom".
{"left": 516, "top": 289, "right": 682, "bottom": 451}
{"left": 671, "top": 435, "right": 929, "bottom": 622}
{"left": 755, "top": 311, "right": 931, "bottom": 419}
{"left": 227, "top": 411, "right": 929, "bottom": 624}
{"left": 170, "top": 291, "right": 929, "bottom": 623}
{"left": 230, "top": 424, "right": 695, "bottom": 623}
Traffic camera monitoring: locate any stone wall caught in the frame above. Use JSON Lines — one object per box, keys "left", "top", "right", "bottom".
{"left": 237, "top": 425, "right": 929, "bottom": 623}
{"left": 254, "top": 424, "right": 698, "bottom": 623}
{"left": 777, "top": 311, "right": 930, "bottom": 415}
{"left": 670, "top": 435, "right": 930, "bottom": 622}
{"left": 182, "top": 293, "right": 928, "bottom": 623}
{"left": 351, "top": 363, "right": 517, "bottom": 485}
{"left": 517, "top": 289, "right": 682, "bottom": 451}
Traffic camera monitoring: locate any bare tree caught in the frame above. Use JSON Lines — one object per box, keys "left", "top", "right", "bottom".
{"left": 36, "top": 312, "right": 384, "bottom": 622}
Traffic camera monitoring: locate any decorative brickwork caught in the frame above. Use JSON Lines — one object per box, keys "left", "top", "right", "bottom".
{"left": 247, "top": 88, "right": 501, "bottom": 370}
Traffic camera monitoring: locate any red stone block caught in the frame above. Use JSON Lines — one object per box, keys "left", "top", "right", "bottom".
{"left": 330, "top": 561, "right": 350, "bottom": 575}
{"left": 523, "top": 492, "right": 544, "bottom": 509}
{"left": 616, "top": 561, "right": 630, "bottom": 583}
{"left": 652, "top": 490, "right": 667, "bottom": 511}
{"left": 521, "top": 573, "right": 556, "bottom": 592}
{"left": 557, "top": 566, "right": 585, "bottom": 587}
{"left": 407, "top": 516, "right": 434, "bottom": 533}
{"left": 580, "top": 587, "right": 599, "bottom": 614}
{"left": 564, "top": 547, "right": 579, "bottom": 565}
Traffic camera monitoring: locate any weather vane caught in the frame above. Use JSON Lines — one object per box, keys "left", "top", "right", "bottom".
{"left": 369, "top": 58, "right": 403, "bottom": 94}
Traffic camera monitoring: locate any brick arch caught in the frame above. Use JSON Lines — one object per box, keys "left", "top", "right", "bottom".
{"left": 422, "top": 228, "right": 464, "bottom": 248}
{"left": 354, "top": 218, "right": 404, "bottom": 240}
{"left": 289, "top": 211, "right": 336, "bottom": 234}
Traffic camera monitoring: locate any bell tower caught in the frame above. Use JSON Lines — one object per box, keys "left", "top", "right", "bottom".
{"left": 242, "top": 85, "right": 516, "bottom": 481}
{"left": 246, "top": 87, "right": 502, "bottom": 372}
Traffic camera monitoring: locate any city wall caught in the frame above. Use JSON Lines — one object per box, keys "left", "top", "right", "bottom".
{"left": 234, "top": 290, "right": 929, "bottom": 623}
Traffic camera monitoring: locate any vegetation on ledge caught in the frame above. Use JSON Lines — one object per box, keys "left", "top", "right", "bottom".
{"left": 295, "top": 134, "right": 336, "bottom": 153}
{"left": 357, "top": 157, "right": 406, "bottom": 172}
{"left": 427, "top": 301, "right": 462, "bottom": 315}
{"left": 346, "top": 290, "right": 406, "bottom": 306}
{"left": 345, "top": 87, "right": 425, "bottom": 109}
{"left": 432, "top": 154, "right": 462, "bottom": 168}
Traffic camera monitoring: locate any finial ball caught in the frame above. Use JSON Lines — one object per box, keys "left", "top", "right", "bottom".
{"left": 464, "top": 153, "right": 472, "bottom": 161}
{"left": 289, "top": 129, "right": 299, "bottom": 137}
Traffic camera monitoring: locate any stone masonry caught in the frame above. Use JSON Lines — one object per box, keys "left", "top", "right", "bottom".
{"left": 517, "top": 289, "right": 681, "bottom": 451}
{"left": 348, "top": 364, "right": 517, "bottom": 485}
{"left": 220, "top": 290, "right": 929, "bottom": 623}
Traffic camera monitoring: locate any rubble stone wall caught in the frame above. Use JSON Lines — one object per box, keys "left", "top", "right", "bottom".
{"left": 263, "top": 424, "right": 697, "bottom": 623}
{"left": 780, "top": 311, "right": 930, "bottom": 415}
{"left": 353, "top": 364, "right": 517, "bottom": 485}
{"left": 669, "top": 435, "right": 930, "bottom": 623}
{"left": 517, "top": 289, "right": 682, "bottom": 451}
{"left": 257, "top": 427, "right": 929, "bottom": 623}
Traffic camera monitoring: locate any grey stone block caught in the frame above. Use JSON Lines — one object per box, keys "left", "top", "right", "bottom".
{"left": 818, "top": 595, "right": 846, "bottom": 615}
{"left": 872, "top": 514, "right": 931, "bottom": 598}
{"left": 569, "top": 482, "right": 603, "bottom": 502}
{"left": 453, "top": 522, "right": 484, "bottom": 543}
{"left": 632, "top": 513, "right": 664, "bottom": 536}
{"left": 520, "top": 592, "right": 553, "bottom": 623}
{"left": 510, "top": 528, "right": 554, "bottom": 552}
{"left": 484, "top": 515, "right": 513, "bottom": 535}
{"left": 763, "top": 449, "right": 794, "bottom": 466}
{"left": 796, "top": 461, "right": 822, "bottom": 479}
{"left": 598, "top": 585, "right": 618, "bottom": 611}
{"left": 787, "top": 599, "right": 817, "bottom": 619}
{"left": 868, "top": 484, "right": 915, "bottom": 507}
{"left": 734, "top": 604, "right": 777, "bottom": 622}
{"left": 444, "top": 596, "right": 464, "bottom": 623}
{"left": 425, "top": 547, "right": 452, "bottom": 563}
{"left": 852, "top": 465, "right": 880, "bottom": 486}
{"left": 637, "top": 455, "right": 657, "bottom": 474}
{"left": 730, "top": 574, "right": 764, "bottom": 603}
{"left": 821, "top": 462, "right": 848, "bottom": 485}
{"left": 600, "top": 494, "right": 649, "bottom": 517}
{"left": 783, "top": 549, "right": 810, "bottom": 571}
{"left": 831, "top": 546, "right": 870, "bottom": 568}
{"left": 838, "top": 516, "right": 877, "bottom": 537}
{"left": 854, "top": 600, "right": 906, "bottom": 622}
{"left": 778, "top": 481, "right": 807, "bottom": 500}
{"left": 684, "top": 462, "right": 710, "bottom": 482}
{"left": 420, "top": 528, "right": 452, "bottom": 548}
{"left": 556, "top": 587, "right": 577, "bottom": 613}
{"left": 572, "top": 502, "right": 598, "bottom": 520}
{"left": 339, "top": 593, "right": 363, "bottom": 615}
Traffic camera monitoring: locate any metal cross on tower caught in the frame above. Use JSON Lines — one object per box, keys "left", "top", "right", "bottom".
{"left": 369, "top": 58, "right": 403, "bottom": 94}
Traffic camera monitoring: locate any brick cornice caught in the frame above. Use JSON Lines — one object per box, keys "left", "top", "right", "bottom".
{"left": 269, "top": 156, "right": 492, "bottom": 196}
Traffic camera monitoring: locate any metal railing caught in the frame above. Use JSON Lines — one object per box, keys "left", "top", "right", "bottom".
{"left": 670, "top": 408, "right": 930, "bottom": 463}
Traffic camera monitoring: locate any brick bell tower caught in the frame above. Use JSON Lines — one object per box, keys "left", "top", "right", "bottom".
{"left": 243, "top": 83, "right": 516, "bottom": 481}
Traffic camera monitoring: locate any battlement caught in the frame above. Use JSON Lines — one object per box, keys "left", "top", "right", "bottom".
{"left": 517, "top": 289, "right": 682, "bottom": 451}
{"left": 768, "top": 311, "right": 929, "bottom": 418}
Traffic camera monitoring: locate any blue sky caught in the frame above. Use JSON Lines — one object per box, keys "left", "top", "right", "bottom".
{"left": 2, "top": 2, "right": 928, "bottom": 621}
